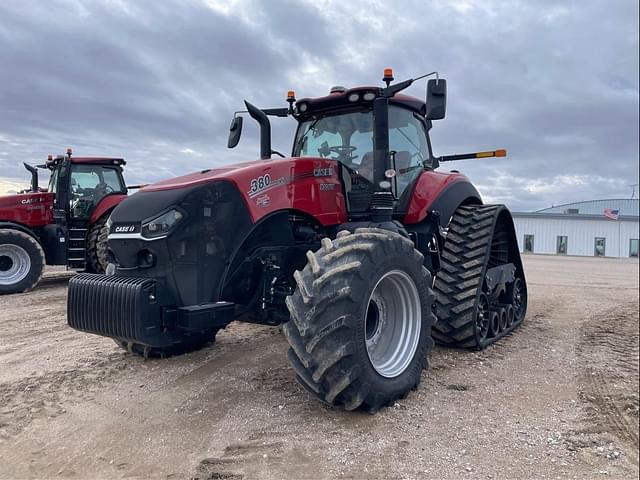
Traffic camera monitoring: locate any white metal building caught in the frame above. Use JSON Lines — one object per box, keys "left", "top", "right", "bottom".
{"left": 512, "top": 199, "right": 640, "bottom": 258}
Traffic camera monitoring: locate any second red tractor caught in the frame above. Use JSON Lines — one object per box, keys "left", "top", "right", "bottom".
{"left": 0, "top": 150, "right": 129, "bottom": 293}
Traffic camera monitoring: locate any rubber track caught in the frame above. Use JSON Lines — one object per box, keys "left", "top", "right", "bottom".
{"left": 432, "top": 205, "right": 523, "bottom": 349}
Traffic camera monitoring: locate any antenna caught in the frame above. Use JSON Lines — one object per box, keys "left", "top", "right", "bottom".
{"left": 630, "top": 183, "right": 639, "bottom": 199}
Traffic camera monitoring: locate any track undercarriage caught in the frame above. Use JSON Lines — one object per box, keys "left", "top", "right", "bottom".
{"left": 432, "top": 205, "right": 528, "bottom": 349}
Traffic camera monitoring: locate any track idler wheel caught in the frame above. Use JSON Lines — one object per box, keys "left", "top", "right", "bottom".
{"left": 510, "top": 278, "right": 527, "bottom": 324}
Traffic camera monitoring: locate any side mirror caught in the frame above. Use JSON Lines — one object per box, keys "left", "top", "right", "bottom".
{"left": 227, "top": 116, "right": 243, "bottom": 148}
{"left": 425, "top": 78, "right": 446, "bottom": 120}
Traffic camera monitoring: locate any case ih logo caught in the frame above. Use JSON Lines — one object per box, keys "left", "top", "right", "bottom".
{"left": 21, "top": 197, "right": 42, "bottom": 205}
{"left": 114, "top": 225, "right": 136, "bottom": 233}
{"left": 314, "top": 168, "right": 332, "bottom": 177}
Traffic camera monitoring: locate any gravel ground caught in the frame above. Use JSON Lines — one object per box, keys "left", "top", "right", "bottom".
{"left": 0, "top": 255, "right": 638, "bottom": 479}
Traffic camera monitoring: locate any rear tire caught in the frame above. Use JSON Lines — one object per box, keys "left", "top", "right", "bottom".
{"left": 284, "top": 228, "right": 436, "bottom": 412}
{"left": 0, "top": 229, "right": 45, "bottom": 294}
{"left": 86, "top": 214, "right": 109, "bottom": 273}
{"left": 113, "top": 329, "right": 221, "bottom": 358}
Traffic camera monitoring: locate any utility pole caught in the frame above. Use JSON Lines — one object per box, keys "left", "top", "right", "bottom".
{"left": 631, "top": 183, "right": 639, "bottom": 199}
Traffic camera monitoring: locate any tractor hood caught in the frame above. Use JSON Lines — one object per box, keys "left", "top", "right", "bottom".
{"left": 0, "top": 191, "right": 54, "bottom": 227}
{"left": 141, "top": 157, "right": 292, "bottom": 192}
{"left": 126, "top": 155, "right": 347, "bottom": 226}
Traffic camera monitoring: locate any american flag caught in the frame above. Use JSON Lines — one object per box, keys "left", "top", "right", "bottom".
{"left": 603, "top": 208, "right": 620, "bottom": 220}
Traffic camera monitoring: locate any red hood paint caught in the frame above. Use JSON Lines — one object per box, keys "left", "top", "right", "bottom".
{"left": 143, "top": 157, "right": 288, "bottom": 192}
{"left": 143, "top": 156, "right": 348, "bottom": 226}
{"left": 0, "top": 191, "right": 55, "bottom": 227}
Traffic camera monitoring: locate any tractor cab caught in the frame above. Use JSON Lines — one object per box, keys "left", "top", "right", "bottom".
{"left": 41, "top": 150, "right": 128, "bottom": 269}
{"left": 44, "top": 153, "right": 127, "bottom": 220}
{"left": 291, "top": 90, "right": 434, "bottom": 215}
{"left": 228, "top": 69, "right": 456, "bottom": 221}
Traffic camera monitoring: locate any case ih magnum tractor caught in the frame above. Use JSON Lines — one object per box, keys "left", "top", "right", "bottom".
{"left": 68, "top": 70, "right": 527, "bottom": 412}
{"left": 0, "top": 150, "right": 128, "bottom": 293}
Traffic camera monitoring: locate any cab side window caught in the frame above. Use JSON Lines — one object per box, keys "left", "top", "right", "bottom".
{"left": 388, "top": 106, "right": 430, "bottom": 197}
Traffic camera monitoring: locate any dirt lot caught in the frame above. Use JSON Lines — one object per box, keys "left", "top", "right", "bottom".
{"left": 0, "top": 255, "right": 638, "bottom": 479}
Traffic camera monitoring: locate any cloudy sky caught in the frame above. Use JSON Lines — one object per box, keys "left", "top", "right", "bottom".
{"left": 0, "top": 0, "right": 638, "bottom": 211}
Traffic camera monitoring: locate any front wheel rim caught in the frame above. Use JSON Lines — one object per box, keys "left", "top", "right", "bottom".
{"left": 365, "top": 270, "right": 422, "bottom": 378}
{"left": 0, "top": 244, "right": 31, "bottom": 286}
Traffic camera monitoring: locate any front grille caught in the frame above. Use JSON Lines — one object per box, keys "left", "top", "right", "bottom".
{"left": 68, "top": 273, "right": 160, "bottom": 340}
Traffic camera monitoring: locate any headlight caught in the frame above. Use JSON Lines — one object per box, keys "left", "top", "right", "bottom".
{"left": 141, "top": 208, "right": 184, "bottom": 238}
{"left": 347, "top": 93, "right": 359, "bottom": 102}
{"left": 363, "top": 91, "right": 376, "bottom": 101}
{"left": 298, "top": 102, "right": 308, "bottom": 112}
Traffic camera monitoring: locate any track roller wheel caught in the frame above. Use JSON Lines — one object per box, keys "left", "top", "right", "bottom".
{"left": 284, "top": 228, "right": 436, "bottom": 412}
{"left": 504, "top": 303, "right": 515, "bottom": 328}
{"left": 498, "top": 307, "right": 507, "bottom": 332}
{"left": 488, "top": 311, "right": 500, "bottom": 338}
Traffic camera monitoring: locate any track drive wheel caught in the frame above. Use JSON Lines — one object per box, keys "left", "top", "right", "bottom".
{"left": 0, "top": 229, "right": 45, "bottom": 294}
{"left": 86, "top": 214, "right": 109, "bottom": 273}
{"left": 284, "top": 228, "right": 436, "bottom": 412}
{"left": 113, "top": 329, "right": 221, "bottom": 359}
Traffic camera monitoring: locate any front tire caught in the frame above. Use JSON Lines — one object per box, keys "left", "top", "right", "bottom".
{"left": 284, "top": 228, "right": 436, "bottom": 412}
{"left": 0, "top": 229, "right": 45, "bottom": 294}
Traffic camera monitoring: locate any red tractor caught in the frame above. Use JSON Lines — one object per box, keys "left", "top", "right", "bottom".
{"left": 0, "top": 150, "right": 129, "bottom": 293}
{"left": 68, "top": 70, "right": 527, "bottom": 412}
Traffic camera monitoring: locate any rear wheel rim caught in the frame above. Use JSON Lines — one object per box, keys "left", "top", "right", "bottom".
{"left": 365, "top": 270, "right": 422, "bottom": 378}
{"left": 0, "top": 244, "right": 31, "bottom": 286}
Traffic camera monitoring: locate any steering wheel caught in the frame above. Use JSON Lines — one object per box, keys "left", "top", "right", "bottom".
{"left": 96, "top": 183, "right": 115, "bottom": 195}
{"left": 328, "top": 145, "right": 358, "bottom": 162}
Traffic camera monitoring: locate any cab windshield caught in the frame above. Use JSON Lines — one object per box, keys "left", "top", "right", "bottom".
{"left": 293, "top": 105, "right": 431, "bottom": 193}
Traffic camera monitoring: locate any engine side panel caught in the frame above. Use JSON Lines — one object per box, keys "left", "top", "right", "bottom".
{"left": 403, "top": 171, "right": 482, "bottom": 225}
{"left": 143, "top": 157, "right": 347, "bottom": 226}
{"left": 0, "top": 192, "right": 54, "bottom": 227}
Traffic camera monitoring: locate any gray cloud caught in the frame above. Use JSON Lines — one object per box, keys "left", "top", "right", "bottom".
{"left": 0, "top": 0, "right": 638, "bottom": 210}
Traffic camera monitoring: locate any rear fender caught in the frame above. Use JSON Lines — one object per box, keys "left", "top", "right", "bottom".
{"left": 90, "top": 194, "right": 127, "bottom": 223}
{"left": 403, "top": 171, "right": 482, "bottom": 227}
{"left": 0, "top": 221, "right": 39, "bottom": 242}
